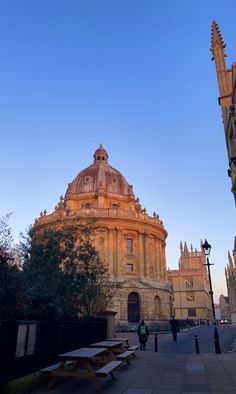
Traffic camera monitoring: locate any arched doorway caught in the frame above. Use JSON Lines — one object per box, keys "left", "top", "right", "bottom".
{"left": 128, "top": 292, "right": 140, "bottom": 322}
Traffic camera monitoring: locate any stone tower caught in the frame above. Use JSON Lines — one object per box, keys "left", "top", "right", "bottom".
{"left": 211, "top": 20, "right": 236, "bottom": 204}
{"left": 211, "top": 20, "right": 232, "bottom": 125}
{"left": 225, "top": 237, "right": 236, "bottom": 324}
{"left": 168, "top": 242, "right": 212, "bottom": 321}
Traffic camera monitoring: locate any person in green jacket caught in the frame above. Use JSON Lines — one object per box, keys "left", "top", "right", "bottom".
{"left": 137, "top": 320, "right": 149, "bottom": 350}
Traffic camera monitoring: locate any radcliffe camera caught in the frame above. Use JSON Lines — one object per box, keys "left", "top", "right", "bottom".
{"left": 0, "top": 2, "right": 236, "bottom": 394}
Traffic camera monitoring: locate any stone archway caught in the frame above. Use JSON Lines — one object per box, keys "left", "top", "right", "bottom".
{"left": 128, "top": 292, "right": 140, "bottom": 323}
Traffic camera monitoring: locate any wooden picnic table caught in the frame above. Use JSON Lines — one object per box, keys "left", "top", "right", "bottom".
{"left": 90, "top": 340, "right": 123, "bottom": 348}
{"left": 48, "top": 347, "right": 108, "bottom": 391}
{"left": 107, "top": 338, "right": 139, "bottom": 352}
{"left": 90, "top": 340, "right": 125, "bottom": 359}
{"left": 108, "top": 337, "right": 129, "bottom": 346}
{"left": 90, "top": 340, "right": 137, "bottom": 366}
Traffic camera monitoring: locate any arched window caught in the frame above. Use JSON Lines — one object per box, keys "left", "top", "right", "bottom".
{"left": 128, "top": 292, "right": 140, "bottom": 323}
{"left": 111, "top": 203, "right": 119, "bottom": 209}
{"left": 155, "top": 296, "right": 161, "bottom": 317}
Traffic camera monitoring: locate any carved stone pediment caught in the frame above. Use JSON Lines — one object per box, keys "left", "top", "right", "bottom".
{"left": 120, "top": 278, "right": 153, "bottom": 289}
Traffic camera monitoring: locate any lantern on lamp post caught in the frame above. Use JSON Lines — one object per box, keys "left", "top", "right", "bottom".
{"left": 202, "top": 239, "right": 221, "bottom": 354}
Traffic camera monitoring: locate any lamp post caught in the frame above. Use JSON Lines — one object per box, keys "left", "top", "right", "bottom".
{"left": 202, "top": 239, "right": 221, "bottom": 354}
{"left": 202, "top": 239, "right": 215, "bottom": 323}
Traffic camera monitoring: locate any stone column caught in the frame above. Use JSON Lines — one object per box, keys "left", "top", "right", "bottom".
{"left": 162, "top": 242, "right": 167, "bottom": 281}
{"left": 98, "top": 311, "right": 117, "bottom": 339}
{"left": 138, "top": 231, "right": 144, "bottom": 277}
{"left": 108, "top": 227, "right": 114, "bottom": 273}
{"left": 155, "top": 237, "right": 159, "bottom": 280}
{"left": 144, "top": 234, "right": 149, "bottom": 278}
{"left": 116, "top": 228, "right": 122, "bottom": 276}
{"left": 158, "top": 241, "right": 163, "bottom": 280}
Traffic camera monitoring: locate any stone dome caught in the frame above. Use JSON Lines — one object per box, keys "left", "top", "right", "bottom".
{"left": 66, "top": 144, "right": 134, "bottom": 197}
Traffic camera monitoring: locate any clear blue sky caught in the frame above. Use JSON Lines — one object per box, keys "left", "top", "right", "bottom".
{"left": 0, "top": 1, "right": 235, "bottom": 300}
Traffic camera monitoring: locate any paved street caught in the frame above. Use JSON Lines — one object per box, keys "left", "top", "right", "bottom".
{"left": 31, "top": 325, "right": 236, "bottom": 394}
{"left": 146, "top": 324, "right": 236, "bottom": 353}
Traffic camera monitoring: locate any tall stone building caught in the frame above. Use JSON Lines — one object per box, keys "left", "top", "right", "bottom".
{"left": 168, "top": 242, "right": 212, "bottom": 321}
{"left": 35, "top": 145, "right": 172, "bottom": 325}
{"left": 211, "top": 20, "right": 236, "bottom": 204}
{"left": 225, "top": 238, "right": 236, "bottom": 324}
{"left": 211, "top": 21, "right": 236, "bottom": 323}
{"left": 219, "top": 294, "right": 231, "bottom": 322}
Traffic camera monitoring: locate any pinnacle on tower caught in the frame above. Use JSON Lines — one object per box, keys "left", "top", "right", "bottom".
{"left": 210, "top": 20, "right": 226, "bottom": 60}
{"left": 228, "top": 251, "right": 234, "bottom": 268}
{"left": 225, "top": 267, "right": 228, "bottom": 279}
{"left": 183, "top": 242, "right": 188, "bottom": 254}
{"left": 210, "top": 20, "right": 232, "bottom": 107}
{"left": 233, "top": 236, "right": 236, "bottom": 255}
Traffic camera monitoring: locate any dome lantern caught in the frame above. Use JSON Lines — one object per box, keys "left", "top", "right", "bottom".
{"left": 93, "top": 144, "right": 109, "bottom": 164}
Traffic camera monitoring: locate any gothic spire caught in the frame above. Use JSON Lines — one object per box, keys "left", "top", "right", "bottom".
{"left": 228, "top": 250, "right": 234, "bottom": 268}
{"left": 183, "top": 242, "right": 188, "bottom": 254}
{"left": 190, "top": 244, "right": 193, "bottom": 254}
{"left": 210, "top": 20, "right": 226, "bottom": 60}
{"left": 210, "top": 21, "right": 231, "bottom": 104}
{"left": 225, "top": 267, "right": 228, "bottom": 279}
{"left": 233, "top": 236, "right": 236, "bottom": 255}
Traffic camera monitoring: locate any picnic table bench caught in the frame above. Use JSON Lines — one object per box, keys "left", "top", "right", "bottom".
{"left": 90, "top": 341, "right": 136, "bottom": 365}
{"left": 108, "top": 337, "right": 138, "bottom": 352}
{"left": 128, "top": 345, "right": 139, "bottom": 351}
{"left": 40, "top": 361, "right": 74, "bottom": 374}
{"left": 90, "top": 340, "right": 124, "bottom": 360}
{"left": 109, "top": 337, "right": 129, "bottom": 347}
{"left": 117, "top": 350, "right": 135, "bottom": 364}
{"left": 40, "top": 347, "right": 121, "bottom": 392}
{"left": 95, "top": 360, "right": 122, "bottom": 379}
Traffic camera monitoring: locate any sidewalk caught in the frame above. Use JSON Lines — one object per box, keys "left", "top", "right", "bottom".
{"left": 31, "top": 332, "right": 236, "bottom": 394}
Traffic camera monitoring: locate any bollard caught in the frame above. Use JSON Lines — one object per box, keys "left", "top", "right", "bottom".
{"left": 214, "top": 327, "right": 221, "bottom": 354}
{"left": 154, "top": 332, "right": 158, "bottom": 352}
{"left": 194, "top": 335, "right": 200, "bottom": 354}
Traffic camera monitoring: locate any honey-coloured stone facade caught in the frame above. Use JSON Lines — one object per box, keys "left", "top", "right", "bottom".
{"left": 211, "top": 21, "right": 236, "bottom": 204}
{"left": 35, "top": 145, "right": 172, "bottom": 325}
{"left": 168, "top": 242, "right": 212, "bottom": 322}
{"left": 225, "top": 238, "right": 236, "bottom": 324}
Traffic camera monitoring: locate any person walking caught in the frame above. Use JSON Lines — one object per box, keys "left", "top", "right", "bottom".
{"left": 170, "top": 316, "right": 178, "bottom": 342}
{"left": 137, "top": 320, "right": 149, "bottom": 350}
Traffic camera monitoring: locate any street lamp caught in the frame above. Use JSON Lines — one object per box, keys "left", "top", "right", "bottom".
{"left": 202, "top": 239, "right": 221, "bottom": 354}
{"left": 202, "top": 239, "right": 215, "bottom": 323}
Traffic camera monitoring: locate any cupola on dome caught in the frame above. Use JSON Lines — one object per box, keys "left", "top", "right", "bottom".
{"left": 66, "top": 145, "right": 134, "bottom": 197}
{"left": 93, "top": 144, "right": 109, "bottom": 163}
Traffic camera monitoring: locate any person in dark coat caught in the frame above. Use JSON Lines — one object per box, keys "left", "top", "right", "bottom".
{"left": 137, "top": 320, "right": 149, "bottom": 350}
{"left": 170, "top": 316, "right": 178, "bottom": 341}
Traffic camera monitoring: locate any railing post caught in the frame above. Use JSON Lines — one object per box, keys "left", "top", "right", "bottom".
{"left": 214, "top": 327, "right": 221, "bottom": 354}
{"left": 154, "top": 333, "right": 158, "bottom": 352}
{"left": 194, "top": 335, "right": 200, "bottom": 354}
